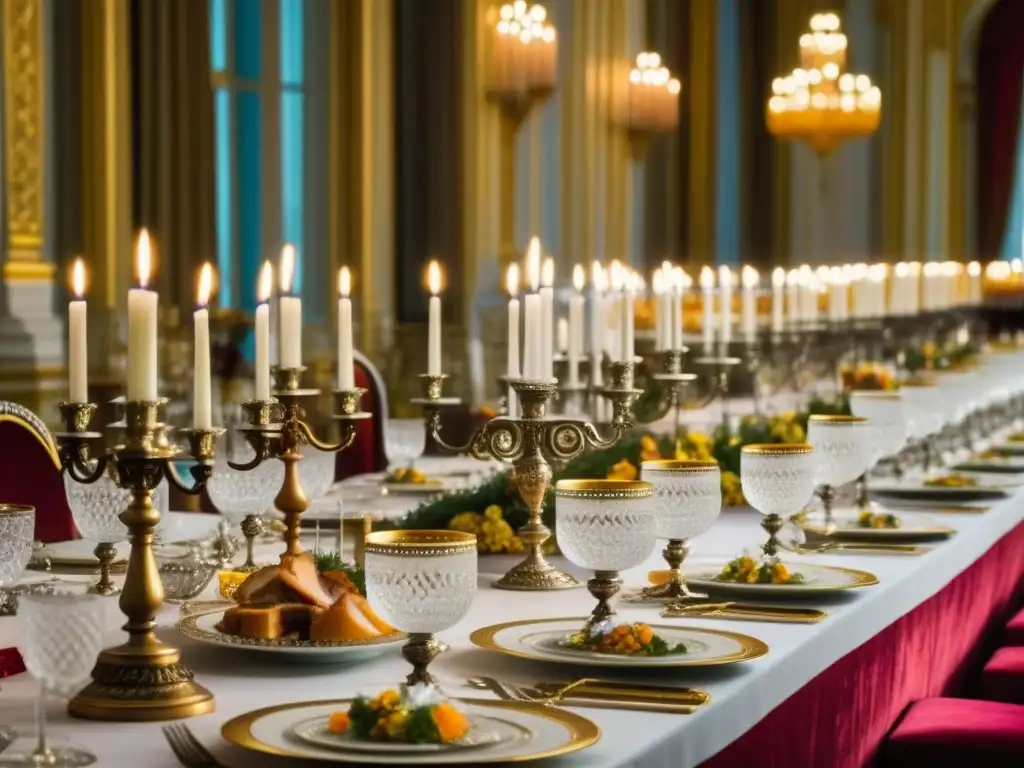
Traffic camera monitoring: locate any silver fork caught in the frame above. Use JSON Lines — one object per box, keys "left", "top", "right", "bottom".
{"left": 162, "top": 724, "right": 223, "bottom": 768}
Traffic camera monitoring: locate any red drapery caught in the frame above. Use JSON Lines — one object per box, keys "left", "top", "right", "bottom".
{"left": 701, "top": 521, "right": 1024, "bottom": 768}
{"left": 977, "top": 0, "right": 1024, "bottom": 258}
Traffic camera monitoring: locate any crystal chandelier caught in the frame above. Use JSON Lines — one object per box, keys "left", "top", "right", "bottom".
{"left": 623, "top": 52, "right": 681, "bottom": 161}
{"left": 766, "top": 12, "right": 881, "bottom": 155}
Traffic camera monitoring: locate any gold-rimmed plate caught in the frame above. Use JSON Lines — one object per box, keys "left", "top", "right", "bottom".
{"left": 177, "top": 608, "right": 406, "bottom": 664}
{"left": 796, "top": 510, "right": 955, "bottom": 542}
{"left": 221, "top": 698, "right": 600, "bottom": 764}
{"left": 685, "top": 563, "right": 878, "bottom": 598}
{"left": 869, "top": 478, "right": 1011, "bottom": 503}
{"left": 470, "top": 618, "right": 767, "bottom": 668}
{"left": 380, "top": 480, "right": 447, "bottom": 496}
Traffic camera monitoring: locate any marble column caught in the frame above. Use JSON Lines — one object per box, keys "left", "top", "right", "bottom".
{"left": 0, "top": 0, "right": 64, "bottom": 415}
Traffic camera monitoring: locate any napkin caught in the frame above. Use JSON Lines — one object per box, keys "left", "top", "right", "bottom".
{"left": 0, "top": 648, "right": 24, "bottom": 679}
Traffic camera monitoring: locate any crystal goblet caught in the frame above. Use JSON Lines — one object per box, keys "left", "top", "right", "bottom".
{"left": 554, "top": 480, "right": 656, "bottom": 631}
{"left": 384, "top": 419, "right": 426, "bottom": 469}
{"left": 0, "top": 504, "right": 36, "bottom": 614}
{"left": 806, "top": 415, "right": 874, "bottom": 524}
{"left": 0, "top": 593, "right": 106, "bottom": 767}
{"left": 741, "top": 444, "right": 817, "bottom": 556}
{"left": 364, "top": 530, "right": 477, "bottom": 686}
{"left": 638, "top": 461, "right": 721, "bottom": 604}
{"left": 63, "top": 472, "right": 128, "bottom": 596}
{"left": 849, "top": 390, "right": 907, "bottom": 504}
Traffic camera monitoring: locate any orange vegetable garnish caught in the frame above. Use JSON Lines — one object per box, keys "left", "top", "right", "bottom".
{"left": 328, "top": 711, "right": 350, "bottom": 734}
{"left": 431, "top": 703, "right": 469, "bottom": 742}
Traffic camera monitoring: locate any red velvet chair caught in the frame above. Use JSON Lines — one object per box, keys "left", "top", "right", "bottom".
{"left": 884, "top": 698, "right": 1024, "bottom": 766}
{"left": 334, "top": 350, "right": 389, "bottom": 481}
{"left": 1006, "top": 606, "right": 1024, "bottom": 646}
{"left": 983, "top": 646, "right": 1024, "bottom": 705}
{"left": 0, "top": 402, "right": 76, "bottom": 543}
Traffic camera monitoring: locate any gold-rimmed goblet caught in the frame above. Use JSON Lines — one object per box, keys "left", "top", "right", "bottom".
{"left": 553, "top": 480, "right": 656, "bottom": 631}
{"left": 740, "top": 444, "right": 818, "bottom": 556}
{"left": 639, "top": 460, "right": 721, "bottom": 604}
{"left": 364, "top": 530, "right": 477, "bottom": 686}
{"left": 806, "top": 415, "right": 874, "bottom": 525}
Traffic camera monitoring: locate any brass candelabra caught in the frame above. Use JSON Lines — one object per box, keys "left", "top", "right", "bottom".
{"left": 55, "top": 399, "right": 223, "bottom": 722}
{"left": 417, "top": 363, "right": 642, "bottom": 591}
{"left": 230, "top": 367, "right": 371, "bottom": 560}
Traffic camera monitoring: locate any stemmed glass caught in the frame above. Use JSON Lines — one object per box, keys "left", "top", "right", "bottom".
{"left": 553, "top": 480, "right": 656, "bottom": 631}
{"left": 806, "top": 415, "right": 874, "bottom": 524}
{"left": 638, "top": 461, "right": 721, "bottom": 604}
{"left": 0, "top": 594, "right": 106, "bottom": 767}
{"left": 384, "top": 419, "right": 427, "bottom": 469}
{"left": 364, "top": 530, "right": 477, "bottom": 686}
{"left": 0, "top": 505, "right": 36, "bottom": 613}
{"left": 848, "top": 391, "right": 907, "bottom": 505}
{"left": 63, "top": 472, "right": 128, "bottom": 596}
{"left": 741, "top": 444, "right": 818, "bottom": 557}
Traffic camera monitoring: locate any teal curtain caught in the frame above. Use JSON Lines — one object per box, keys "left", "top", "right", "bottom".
{"left": 1002, "top": 83, "right": 1024, "bottom": 260}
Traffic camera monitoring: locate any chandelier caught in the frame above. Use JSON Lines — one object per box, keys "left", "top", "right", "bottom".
{"left": 766, "top": 12, "right": 881, "bottom": 155}
{"left": 623, "top": 52, "right": 681, "bottom": 161}
{"left": 487, "top": 2, "right": 557, "bottom": 109}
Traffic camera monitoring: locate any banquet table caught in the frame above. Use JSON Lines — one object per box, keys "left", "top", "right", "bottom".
{"left": 0, "top": 491, "right": 1021, "bottom": 767}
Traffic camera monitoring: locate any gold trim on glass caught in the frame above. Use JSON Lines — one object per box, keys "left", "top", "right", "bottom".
{"left": 807, "top": 415, "right": 868, "bottom": 424}
{"left": 553, "top": 479, "right": 653, "bottom": 498}
{"left": 221, "top": 697, "right": 601, "bottom": 763}
{"left": 0, "top": 503, "right": 33, "bottom": 517}
{"left": 741, "top": 443, "right": 813, "bottom": 455}
{"left": 470, "top": 618, "right": 768, "bottom": 667}
{"left": 641, "top": 459, "right": 719, "bottom": 472}
{"left": 0, "top": 410, "right": 60, "bottom": 468}
{"left": 364, "top": 529, "right": 477, "bottom": 557}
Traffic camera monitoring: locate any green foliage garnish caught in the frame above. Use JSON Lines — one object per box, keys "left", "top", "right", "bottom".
{"left": 312, "top": 550, "right": 366, "bottom": 596}
{"left": 644, "top": 635, "right": 688, "bottom": 657}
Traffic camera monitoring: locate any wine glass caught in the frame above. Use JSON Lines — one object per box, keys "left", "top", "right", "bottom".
{"left": 0, "top": 594, "right": 106, "bottom": 767}
{"left": 741, "top": 443, "right": 818, "bottom": 557}
{"left": 0, "top": 505, "right": 36, "bottom": 612}
{"left": 384, "top": 419, "right": 426, "bottom": 469}
{"left": 554, "top": 480, "right": 656, "bottom": 631}
{"left": 806, "top": 415, "right": 874, "bottom": 525}
{"left": 638, "top": 461, "right": 720, "bottom": 604}
{"left": 63, "top": 472, "right": 128, "bottom": 596}
{"left": 364, "top": 530, "right": 477, "bottom": 686}
{"left": 848, "top": 390, "right": 907, "bottom": 504}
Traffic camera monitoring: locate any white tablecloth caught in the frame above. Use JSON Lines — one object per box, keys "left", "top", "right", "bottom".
{"left": 1, "top": 489, "right": 1021, "bottom": 767}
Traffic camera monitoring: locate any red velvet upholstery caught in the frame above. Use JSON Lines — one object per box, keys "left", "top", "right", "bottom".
{"left": 0, "top": 414, "right": 76, "bottom": 543}
{"left": 335, "top": 353, "right": 388, "bottom": 481}
{"left": 983, "top": 646, "right": 1024, "bottom": 704}
{"left": 884, "top": 698, "right": 1024, "bottom": 766}
{"left": 1007, "top": 606, "right": 1024, "bottom": 646}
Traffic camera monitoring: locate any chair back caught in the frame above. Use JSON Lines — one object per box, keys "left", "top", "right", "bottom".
{"left": 335, "top": 350, "right": 390, "bottom": 481}
{"left": 0, "top": 402, "right": 76, "bottom": 542}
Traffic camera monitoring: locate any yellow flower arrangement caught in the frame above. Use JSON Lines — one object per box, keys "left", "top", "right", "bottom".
{"left": 448, "top": 505, "right": 525, "bottom": 554}
{"left": 606, "top": 458, "right": 639, "bottom": 482}
{"left": 721, "top": 470, "right": 744, "bottom": 507}
{"left": 639, "top": 435, "right": 661, "bottom": 462}
{"left": 769, "top": 412, "right": 805, "bottom": 444}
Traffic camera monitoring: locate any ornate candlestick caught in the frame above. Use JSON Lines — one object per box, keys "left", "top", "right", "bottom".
{"left": 417, "top": 366, "right": 643, "bottom": 591}
{"left": 230, "top": 367, "right": 371, "bottom": 559}
{"left": 632, "top": 349, "right": 697, "bottom": 433}
{"left": 55, "top": 399, "right": 223, "bottom": 722}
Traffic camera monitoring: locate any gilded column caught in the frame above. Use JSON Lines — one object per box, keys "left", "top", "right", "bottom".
{"left": 944, "top": 0, "right": 964, "bottom": 259}
{"left": 0, "top": 0, "right": 65, "bottom": 412}
{"left": 688, "top": 0, "right": 717, "bottom": 261}
{"left": 877, "top": 0, "right": 907, "bottom": 256}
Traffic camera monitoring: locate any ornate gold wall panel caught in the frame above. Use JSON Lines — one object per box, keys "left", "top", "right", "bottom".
{"left": 2, "top": 0, "right": 45, "bottom": 262}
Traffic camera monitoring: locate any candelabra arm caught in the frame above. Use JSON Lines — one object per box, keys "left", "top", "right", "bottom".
{"left": 63, "top": 452, "right": 110, "bottom": 485}
{"left": 580, "top": 421, "right": 626, "bottom": 451}
{"left": 227, "top": 449, "right": 269, "bottom": 472}
{"left": 427, "top": 412, "right": 492, "bottom": 460}
{"left": 295, "top": 419, "right": 358, "bottom": 454}
{"left": 163, "top": 460, "right": 208, "bottom": 496}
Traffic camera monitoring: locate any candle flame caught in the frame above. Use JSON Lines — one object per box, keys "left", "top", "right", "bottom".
{"left": 572, "top": 264, "right": 584, "bottom": 292}
{"left": 594, "top": 264, "right": 608, "bottom": 292}
{"left": 338, "top": 266, "right": 352, "bottom": 297}
{"left": 772, "top": 267, "right": 785, "bottom": 287}
{"left": 136, "top": 229, "right": 152, "bottom": 289}
{"left": 742, "top": 265, "right": 759, "bottom": 289}
{"left": 70, "top": 258, "right": 87, "bottom": 298}
{"left": 279, "top": 244, "right": 296, "bottom": 293}
{"left": 541, "top": 256, "right": 554, "bottom": 288}
{"left": 427, "top": 260, "right": 443, "bottom": 295}
{"left": 258, "top": 261, "right": 273, "bottom": 303}
{"left": 590, "top": 260, "right": 604, "bottom": 290}
{"left": 967, "top": 261, "right": 981, "bottom": 278}
{"left": 700, "top": 265, "right": 715, "bottom": 289}
{"left": 506, "top": 263, "right": 520, "bottom": 296}
{"left": 652, "top": 268, "right": 665, "bottom": 294}
{"left": 673, "top": 267, "right": 689, "bottom": 291}
{"left": 609, "top": 260, "right": 624, "bottom": 292}
{"left": 718, "top": 265, "right": 732, "bottom": 288}
{"left": 196, "top": 262, "right": 214, "bottom": 307}
{"left": 526, "top": 237, "right": 541, "bottom": 291}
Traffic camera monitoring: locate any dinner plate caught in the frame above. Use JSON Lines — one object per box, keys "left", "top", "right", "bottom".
{"left": 796, "top": 510, "right": 955, "bottom": 542}
{"left": 685, "top": 563, "right": 878, "bottom": 597}
{"left": 37, "top": 539, "right": 130, "bottom": 567}
{"left": 289, "top": 713, "right": 505, "bottom": 754}
{"left": 380, "top": 481, "right": 447, "bottom": 496}
{"left": 177, "top": 608, "right": 405, "bottom": 664}
{"left": 870, "top": 477, "right": 1010, "bottom": 502}
{"left": 221, "top": 698, "right": 599, "bottom": 764}
{"left": 469, "top": 618, "right": 767, "bottom": 668}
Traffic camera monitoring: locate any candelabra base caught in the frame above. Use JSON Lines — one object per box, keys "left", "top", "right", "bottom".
{"left": 493, "top": 551, "right": 580, "bottom": 591}
{"left": 68, "top": 641, "right": 214, "bottom": 722}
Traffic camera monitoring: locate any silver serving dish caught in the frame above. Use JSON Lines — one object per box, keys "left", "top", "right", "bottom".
{"left": 156, "top": 545, "right": 217, "bottom": 603}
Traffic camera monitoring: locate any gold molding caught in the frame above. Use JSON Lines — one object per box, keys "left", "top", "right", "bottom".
{"left": 2, "top": 0, "right": 45, "bottom": 257}
{"left": 688, "top": 0, "right": 716, "bottom": 260}
{"left": 3, "top": 260, "right": 55, "bottom": 282}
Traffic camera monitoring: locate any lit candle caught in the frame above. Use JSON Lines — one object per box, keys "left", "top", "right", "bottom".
{"left": 524, "top": 242, "right": 542, "bottom": 378}
{"left": 785, "top": 269, "right": 801, "bottom": 326}
{"left": 427, "top": 260, "right": 443, "bottom": 375}
{"left": 127, "top": 230, "right": 159, "bottom": 401}
{"left": 337, "top": 266, "right": 355, "bottom": 389}
{"left": 589, "top": 263, "right": 606, "bottom": 420}
{"left": 540, "top": 250, "right": 555, "bottom": 379}
{"left": 193, "top": 263, "right": 214, "bottom": 429}
{"left": 741, "top": 266, "right": 758, "bottom": 340}
{"left": 278, "top": 244, "right": 303, "bottom": 369}
{"left": 506, "top": 264, "right": 521, "bottom": 416}
{"left": 652, "top": 268, "right": 666, "bottom": 351}
{"left": 798, "top": 265, "right": 816, "bottom": 322}
{"left": 609, "top": 261, "right": 626, "bottom": 362}
{"left": 568, "top": 265, "right": 584, "bottom": 386}
{"left": 254, "top": 262, "right": 272, "bottom": 400}
{"left": 967, "top": 261, "right": 982, "bottom": 304}
{"left": 700, "top": 266, "right": 715, "bottom": 354}
{"left": 672, "top": 268, "right": 687, "bottom": 350}
{"left": 771, "top": 267, "right": 785, "bottom": 333}
{"left": 621, "top": 271, "right": 637, "bottom": 362}
{"left": 719, "top": 265, "right": 733, "bottom": 346}
{"left": 68, "top": 258, "right": 88, "bottom": 403}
